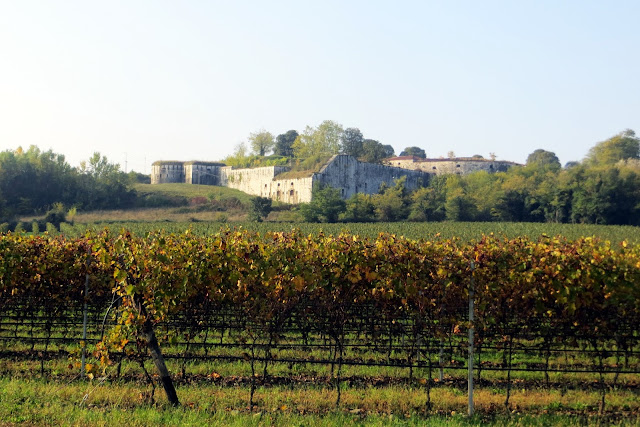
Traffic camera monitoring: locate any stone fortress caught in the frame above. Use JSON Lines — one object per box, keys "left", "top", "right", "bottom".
{"left": 151, "top": 155, "right": 518, "bottom": 204}
{"left": 384, "top": 155, "right": 518, "bottom": 175}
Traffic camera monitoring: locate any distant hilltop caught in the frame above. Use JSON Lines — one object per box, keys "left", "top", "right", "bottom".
{"left": 152, "top": 155, "right": 519, "bottom": 204}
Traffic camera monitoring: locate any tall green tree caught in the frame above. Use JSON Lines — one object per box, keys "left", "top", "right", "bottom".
{"left": 585, "top": 129, "right": 639, "bottom": 165}
{"left": 274, "top": 130, "right": 298, "bottom": 157}
{"left": 248, "top": 129, "right": 275, "bottom": 156}
{"left": 293, "top": 120, "right": 343, "bottom": 159}
{"left": 340, "top": 127, "right": 364, "bottom": 157}
{"left": 80, "top": 152, "right": 121, "bottom": 179}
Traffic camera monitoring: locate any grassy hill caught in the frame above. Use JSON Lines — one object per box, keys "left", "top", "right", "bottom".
{"left": 133, "top": 183, "right": 255, "bottom": 206}
{"left": 69, "top": 184, "right": 256, "bottom": 224}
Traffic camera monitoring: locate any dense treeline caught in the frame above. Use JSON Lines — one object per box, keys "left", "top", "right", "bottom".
{"left": 0, "top": 146, "right": 138, "bottom": 222}
{"left": 3, "top": 129, "right": 639, "bottom": 227}
{"left": 301, "top": 130, "right": 640, "bottom": 225}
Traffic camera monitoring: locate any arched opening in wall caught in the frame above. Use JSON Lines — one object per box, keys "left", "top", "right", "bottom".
{"left": 489, "top": 165, "right": 494, "bottom": 170}
{"left": 364, "top": 182, "right": 367, "bottom": 190}
{"left": 456, "top": 164, "right": 461, "bottom": 168}
{"left": 289, "top": 190, "right": 294, "bottom": 196}
{"left": 341, "top": 189, "right": 345, "bottom": 197}
{"left": 432, "top": 166, "right": 437, "bottom": 170}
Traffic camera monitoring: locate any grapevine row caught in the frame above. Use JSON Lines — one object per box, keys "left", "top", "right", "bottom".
{"left": 1, "top": 230, "right": 639, "bottom": 361}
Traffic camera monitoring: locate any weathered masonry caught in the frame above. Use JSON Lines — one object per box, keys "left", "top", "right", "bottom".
{"left": 384, "top": 156, "right": 519, "bottom": 175}
{"left": 152, "top": 155, "right": 429, "bottom": 204}
{"left": 152, "top": 161, "right": 225, "bottom": 185}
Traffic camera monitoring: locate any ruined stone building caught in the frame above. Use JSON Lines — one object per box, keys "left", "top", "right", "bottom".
{"left": 152, "top": 155, "right": 429, "bottom": 203}
{"left": 384, "top": 156, "right": 518, "bottom": 175}
{"left": 151, "top": 154, "right": 519, "bottom": 204}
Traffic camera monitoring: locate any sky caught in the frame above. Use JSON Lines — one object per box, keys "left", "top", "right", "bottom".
{"left": 1, "top": 1, "right": 639, "bottom": 174}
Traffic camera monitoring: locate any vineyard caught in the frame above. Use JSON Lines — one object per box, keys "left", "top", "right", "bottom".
{"left": 1, "top": 230, "right": 639, "bottom": 422}
{"left": 60, "top": 220, "right": 640, "bottom": 245}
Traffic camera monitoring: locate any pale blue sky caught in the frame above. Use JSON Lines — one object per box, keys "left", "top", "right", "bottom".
{"left": 1, "top": 1, "right": 639, "bottom": 173}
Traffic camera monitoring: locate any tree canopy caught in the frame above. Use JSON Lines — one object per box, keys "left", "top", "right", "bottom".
{"left": 293, "top": 120, "right": 344, "bottom": 159}
{"left": 526, "top": 149, "right": 561, "bottom": 169}
{"left": 399, "top": 146, "right": 426, "bottom": 158}
{"left": 359, "top": 139, "right": 394, "bottom": 163}
{"left": 585, "top": 129, "right": 639, "bottom": 165}
{"left": 248, "top": 129, "right": 275, "bottom": 156}
{"left": 274, "top": 130, "right": 298, "bottom": 157}
{"left": 0, "top": 146, "right": 136, "bottom": 222}
{"left": 340, "top": 127, "right": 364, "bottom": 158}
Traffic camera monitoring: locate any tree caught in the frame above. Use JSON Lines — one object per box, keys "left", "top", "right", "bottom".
{"left": 293, "top": 120, "right": 343, "bottom": 159}
{"left": 299, "top": 184, "right": 346, "bottom": 222}
{"left": 407, "top": 175, "right": 447, "bottom": 222}
{"left": 274, "top": 130, "right": 298, "bottom": 157}
{"left": 360, "top": 139, "right": 394, "bottom": 163}
{"left": 340, "top": 193, "right": 376, "bottom": 222}
{"left": 444, "top": 175, "right": 476, "bottom": 221}
{"left": 570, "top": 165, "right": 640, "bottom": 225}
{"left": 249, "top": 196, "right": 272, "bottom": 222}
{"left": 224, "top": 142, "right": 252, "bottom": 168}
{"left": 585, "top": 129, "right": 639, "bottom": 165}
{"left": 248, "top": 129, "right": 275, "bottom": 156}
{"left": 526, "top": 149, "right": 561, "bottom": 169}
{"left": 340, "top": 127, "right": 364, "bottom": 157}
{"left": 399, "top": 146, "right": 426, "bottom": 158}
{"left": 80, "top": 152, "right": 121, "bottom": 179}
{"left": 381, "top": 144, "right": 395, "bottom": 158}
{"left": 371, "top": 177, "right": 409, "bottom": 221}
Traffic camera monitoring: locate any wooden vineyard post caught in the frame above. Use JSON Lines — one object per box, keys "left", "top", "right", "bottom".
{"left": 81, "top": 254, "right": 90, "bottom": 378}
{"left": 135, "top": 294, "right": 180, "bottom": 406}
{"left": 468, "top": 260, "right": 475, "bottom": 417}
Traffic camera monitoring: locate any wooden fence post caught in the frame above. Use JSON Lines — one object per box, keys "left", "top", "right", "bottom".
{"left": 468, "top": 260, "right": 475, "bottom": 417}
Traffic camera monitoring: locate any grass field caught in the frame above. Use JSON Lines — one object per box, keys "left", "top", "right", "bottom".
{"left": 2, "top": 376, "right": 638, "bottom": 426}
{"left": 133, "top": 183, "right": 255, "bottom": 205}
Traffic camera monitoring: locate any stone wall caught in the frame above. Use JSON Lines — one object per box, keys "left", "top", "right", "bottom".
{"left": 219, "top": 166, "right": 290, "bottom": 197}
{"left": 184, "top": 162, "right": 224, "bottom": 185}
{"left": 270, "top": 176, "right": 315, "bottom": 204}
{"left": 386, "top": 156, "right": 519, "bottom": 175}
{"left": 151, "top": 162, "right": 185, "bottom": 184}
{"left": 151, "top": 155, "right": 509, "bottom": 204}
{"left": 315, "top": 155, "right": 429, "bottom": 198}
